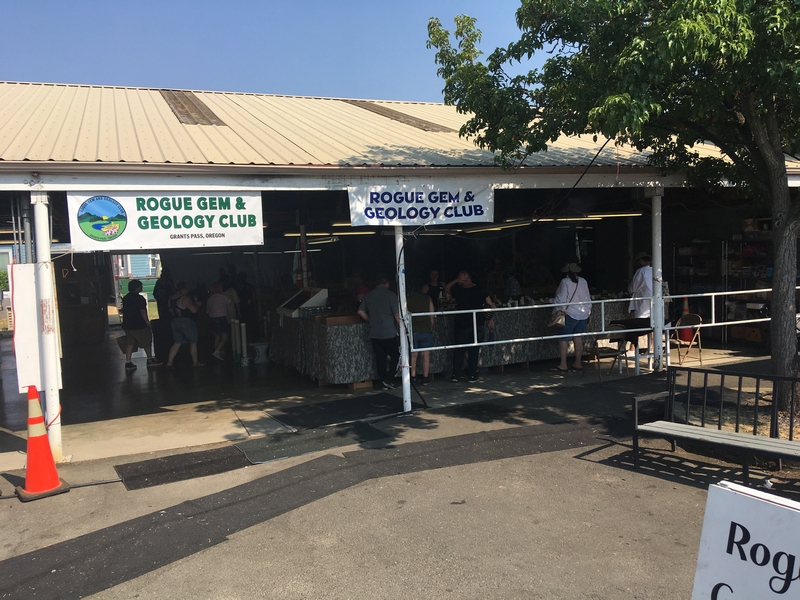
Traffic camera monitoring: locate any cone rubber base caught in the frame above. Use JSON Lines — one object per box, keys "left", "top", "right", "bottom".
{"left": 15, "top": 479, "right": 70, "bottom": 502}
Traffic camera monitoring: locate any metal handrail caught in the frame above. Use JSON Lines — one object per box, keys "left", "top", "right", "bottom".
{"left": 407, "top": 286, "right": 797, "bottom": 354}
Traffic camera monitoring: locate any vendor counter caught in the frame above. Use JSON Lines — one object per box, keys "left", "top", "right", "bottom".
{"left": 269, "top": 301, "right": 631, "bottom": 385}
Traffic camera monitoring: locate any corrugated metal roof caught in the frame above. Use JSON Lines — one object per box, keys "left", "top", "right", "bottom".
{"left": 0, "top": 81, "right": 711, "bottom": 170}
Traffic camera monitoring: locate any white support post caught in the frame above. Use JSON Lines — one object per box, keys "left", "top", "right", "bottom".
{"left": 395, "top": 226, "right": 412, "bottom": 413}
{"left": 31, "top": 190, "right": 63, "bottom": 461}
{"left": 648, "top": 187, "right": 665, "bottom": 371}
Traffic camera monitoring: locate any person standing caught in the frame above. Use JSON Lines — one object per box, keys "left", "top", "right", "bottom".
{"left": 121, "top": 279, "right": 161, "bottom": 371}
{"left": 166, "top": 282, "right": 204, "bottom": 368}
{"left": 406, "top": 283, "right": 435, "bottom": 384}
{"left": 152, "top": 267, "right": 174, "bottom": 321}
{"left": 628, "top": 251, "right": 653, "bottom": 318}
{"left": 220, "top": 274, "right": 241, "bottom": 324}
{"left": 628, "top": 251, "right": 654, "bottom": 355}
{"left": 421, "top": 269, "right": 445, "bottom": 309}
{"left": 206, "top": 282, "right": 232, "bottom": 361}
{"left": 150, "top": 267, "right": 175, "bottom": 363}
{"left": 444, "top": 269, "right": 495, "bottom": 383}
{"left": 358, "top": 274, "right": 401, "bottom": 390}
{"left": 551, "top": 262, "right": 591, "bottom": 372}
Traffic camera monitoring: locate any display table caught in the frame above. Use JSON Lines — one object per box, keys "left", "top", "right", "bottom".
{"left": 269, "top": 301, "right": 631, "bottom": 385}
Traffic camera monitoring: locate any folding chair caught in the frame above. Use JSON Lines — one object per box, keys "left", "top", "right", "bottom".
{"left": 591, "top": 324, "right": 629, "bottom": 380}
{"left": 673, "top": 313, "right": 702, "bottom": 365}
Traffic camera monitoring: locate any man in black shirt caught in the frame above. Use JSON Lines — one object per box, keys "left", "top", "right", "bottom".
{"left": 152, "top": 267, "right": 174, "bottom": 321}
{"left": 121, "top": 279, "right": 161, "bottom": 371}
{"left": 444, "top": 270, "right": 495, "bottom": 382}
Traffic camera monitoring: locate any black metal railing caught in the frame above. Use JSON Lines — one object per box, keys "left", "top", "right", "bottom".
{"left": 666, "top": 366, "right": 799, "bottom": 441}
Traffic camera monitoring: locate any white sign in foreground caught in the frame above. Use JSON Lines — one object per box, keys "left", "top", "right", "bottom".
{"left": 348, "top": 181, "right": 494, "bottom": 227}
{"left": 692, "top": 481, "right": 800, "bottom": 598}
{"left": 67, "top": 192, "right": 263, "bottom": 252}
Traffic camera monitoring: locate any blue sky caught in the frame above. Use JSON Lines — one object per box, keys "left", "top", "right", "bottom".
{"left": 0, "top": 0, "right": 543, "bottom": 102}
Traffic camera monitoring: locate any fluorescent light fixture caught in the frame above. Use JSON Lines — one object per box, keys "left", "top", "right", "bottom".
{"left": 585, "top": 212, "right": 643, "bottom": 218}
{"left": 283, "top": 232, "right": 331, "bottom": 237}
{"left": 283, "top": 249, "right": 322, "bottom": 254}
{"left": 333, "top": 231, "right": 376, "bottom": 235}
{"left": 536, "top": 217, "right": 603, "bottom": 222}
{"left": 308, "top": 236, "right": 340, "bottom": 245}
{"left": 330, "top": 221, "right": 352, "bottom": 227}
{"left": 464, "top": 219, "right": 532, "bottom": 234}
{"left": 243, "top": 251, "right": 284, "bottom": 255}
{"left": 191, "top": 251, "right": 233, "bottom": 255}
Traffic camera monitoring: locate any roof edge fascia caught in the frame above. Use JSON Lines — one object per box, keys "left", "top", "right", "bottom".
{"left": 0, "top": 161, "right": 667, "bottom": 178}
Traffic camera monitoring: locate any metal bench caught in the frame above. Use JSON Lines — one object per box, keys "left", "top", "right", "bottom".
{"left": 632, "top": 366, "right": 800, "bottom": 484}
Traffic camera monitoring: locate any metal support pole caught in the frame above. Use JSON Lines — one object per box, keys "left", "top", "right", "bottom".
{"left": 300, "top": 225, "right": 308, "bottom": 288}
{"left": 21, "top": 196, "right": 33, "bottom": 263}
{"left": 240, "top": 321, "right": 249, "bottom": 367}
{"left": 395, "top": 226, "right": 411, "bottom": 413}
{"left": 649, "top": 188, "right": 664, "bottom": 371}
{"left": 231, "top": 318, "right": 240, "bottom": 364}
{"left": 31, "top": 190, "right": 62, "bottom": 461}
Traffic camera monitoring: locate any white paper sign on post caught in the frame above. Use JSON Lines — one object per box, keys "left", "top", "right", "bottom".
{"left": 67, "top": 192, "right": 264, "bottom": 252}
{"left": 348, "top": 181, "right": 494, "bottom": 227}
{"left": 692, "top": 481, "right": 800, "bottom": 599}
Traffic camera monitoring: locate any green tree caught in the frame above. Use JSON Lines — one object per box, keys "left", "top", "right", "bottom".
{"left": 429, "top": 1, "right": 800, "bottom": 388}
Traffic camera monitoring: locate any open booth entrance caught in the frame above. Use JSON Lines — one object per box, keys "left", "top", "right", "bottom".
{"left": 1, "top": 186, "right": 660, "bottom": 433}
{"left": 3, "top": 185, "right": 733, "bottom": 433}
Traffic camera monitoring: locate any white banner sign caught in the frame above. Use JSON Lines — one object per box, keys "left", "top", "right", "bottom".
{"left": 348, "top": 181, "right": 494, "bottom": 227}
{"left": 67, "top": 192, "right": 263, "bottom": 251}
{"left": 692, "top": 481, "right": 800, "bottom": 599}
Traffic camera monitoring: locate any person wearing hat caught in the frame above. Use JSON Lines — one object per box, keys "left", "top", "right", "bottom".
{"left": 551, "top": 262, "right": 591, "bottom": 372}
{"left": 628, "top": 252, "right": 653, "bottom": 318}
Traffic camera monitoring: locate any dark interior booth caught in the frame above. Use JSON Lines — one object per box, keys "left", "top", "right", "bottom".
{"left": 0, "top": 185, "right": 792, "bottom": 429}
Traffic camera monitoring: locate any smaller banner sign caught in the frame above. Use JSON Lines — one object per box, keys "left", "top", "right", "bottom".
{"left": 67, "top": 192, "right": 263, "bottom": 252}
{"left": 348, "top": 181, "right": 494, "bottom": 227}
{"left": 692, "top": 481, "right": 800, "bottom": 599}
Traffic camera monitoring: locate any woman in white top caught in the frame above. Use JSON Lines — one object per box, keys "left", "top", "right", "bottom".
{"left": 551, "top": 262, "right": 592, "bottom": 372}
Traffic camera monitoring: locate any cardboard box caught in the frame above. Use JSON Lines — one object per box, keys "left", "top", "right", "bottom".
{"left": 730, "top": 326, "right": 762, "bottom": 343}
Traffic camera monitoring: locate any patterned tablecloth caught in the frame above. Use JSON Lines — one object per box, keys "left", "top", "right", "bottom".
{"left": 269, "top": 301, "right": 631, "bottom": 384}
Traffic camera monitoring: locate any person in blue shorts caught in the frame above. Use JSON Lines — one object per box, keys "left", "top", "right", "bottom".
{"left": 406, "top": 283, "right": 436, "bottom": 384}
{"left": 551, "top": 262, "right": 591, "bottom": 372}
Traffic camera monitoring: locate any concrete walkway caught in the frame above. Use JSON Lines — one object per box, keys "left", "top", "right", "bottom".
{"left": 0, "top": 343, "right": 761, "bottom": 472}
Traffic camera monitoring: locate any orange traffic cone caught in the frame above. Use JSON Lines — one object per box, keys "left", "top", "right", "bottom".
{"left": 15, "top": 386, "right": 69, "bottom": 502}
{"left": 679, "top": 296, "right": 693, "bottom": 342}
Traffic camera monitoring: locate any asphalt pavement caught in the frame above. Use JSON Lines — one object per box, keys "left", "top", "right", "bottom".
{"left": 0, "top": 345, "right": 793, "bottom": 599}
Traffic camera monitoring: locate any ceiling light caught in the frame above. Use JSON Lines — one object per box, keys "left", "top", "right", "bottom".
{"left": 585, "top": 212, "right": 643, "bottom": 218}
{"left": 283, "top": 232, "right": 331, "bottom": 237}
{"left": 464, "top": 220, "right": 532, "bottom": 234}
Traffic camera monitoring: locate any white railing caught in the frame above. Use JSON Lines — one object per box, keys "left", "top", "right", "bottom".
{"left": 406, "top": 287, "right": 789, "bottom": 354}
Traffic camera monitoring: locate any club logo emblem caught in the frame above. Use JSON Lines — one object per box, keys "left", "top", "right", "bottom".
{"left": 76, "top": 196, "right": 127, "bottom": 242}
